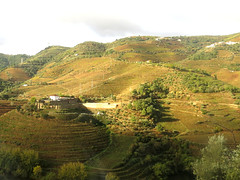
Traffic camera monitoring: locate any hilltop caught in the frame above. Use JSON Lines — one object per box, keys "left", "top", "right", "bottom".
{"left": 4, "top": 34, "right": 234, "bottom": 99}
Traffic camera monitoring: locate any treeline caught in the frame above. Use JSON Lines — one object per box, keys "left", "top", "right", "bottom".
{"left": 20, "top": 59, "right": 49, "bottom": 77}
{"left": 163, "top": 64, "right": 211, "bottom": 76}
{"left": 224, "top": 64, "right": 240, "bottom": 71}
{"left": 216, "top": 43, "right": 240, "bottom": 54}
{"left": 0, "top": 146, "right": 87, "bottom": 180}
{"left": 189, "top": 50, "right": 218, "bottom": 60}
{"left": 181, "top": 73, "right": 240, "bottom": 93}
{"left": 116, "top": 136, "right": 193, "bottom": 179}
{"left": 18, "top": 46, "right": 68, "bottom": 77}
{"left": 0, "top": 78, "right": 16, "bottom": 99}
{"left": 0, "top": 53, "right": 30, "bottom": 71}
{"left": 73, "top": 41, "right": 106, "bottom": 58}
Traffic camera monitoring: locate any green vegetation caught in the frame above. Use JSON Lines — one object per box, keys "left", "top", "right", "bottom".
{"left": 1, "top": 34, "right": 240, "bottom": 179}
{"left": 20, "top": 46, "right": 68, "bottom": 77}
{"left": 0, "top": 53, "right": 30, "bottom": 71}
{"left": 117, "top": 136, "right": 193, "bottom": 179}
{"left": 181, "top": 72, "right": 240, "bottom": 93}
{"left": 131, "top": 79, "right": 169, "bottom": 120}
{"left": 193, "top": 135, "right": 240, "bottom": 180}
{"left": 0, "top": 146, "right": 39, "bottom": 179}
{"left": 216, "top": 43, "right": 240, "bottom": 54}
{"left": 189, "top": 50, "right": 218, "bottom": 60}
{"left": 180, "top": 35, "right": 226, "bottom": 53}
{"left": 0, "top": 79, "right": 14, "bottom": 95}
{"left": 58, "top": 162, "right": 87, "bottom": 180}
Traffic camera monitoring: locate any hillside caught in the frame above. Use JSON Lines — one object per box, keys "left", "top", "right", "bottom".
{"left": 19, "top": 46, "right": 69, "bottom": 77}
{"left": 0, "top": 67, "right": 30, "bottom": 82}
{"left": 13, "top": 35, "right": 240, "bottom": 146}
{"left": 175, "top": 33, "right": 240, "bottom": 88}
{"left": 0, "top": 110, "right": 110, "bottom": 167}
{"left": 15, "top": 35, "right": 229, "bottom": 99}
{"left": 0, "top": 53, "right": 30, "bottom": 71}
{"left": 0, "top": 33, "right": 240, "bottom": 179}
{"left": 19, "top": 57, "right": 172, "bottom": 99}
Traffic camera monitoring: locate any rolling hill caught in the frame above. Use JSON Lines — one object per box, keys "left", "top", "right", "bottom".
{"left": 0, "top": 33, "right": 240, "bottom": 179}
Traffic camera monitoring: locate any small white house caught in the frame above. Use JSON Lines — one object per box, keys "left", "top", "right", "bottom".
{"left": 206, "top": 44, "right": 215, "bottom": 48}
{"left": 226, "top": 41, "right": 238, "bottom": 45}
{"left": 49, "top": 95, "right": 60, "bottom": 101}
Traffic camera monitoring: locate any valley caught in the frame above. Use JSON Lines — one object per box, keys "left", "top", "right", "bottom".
{"left": 0, "top": 33, "right": 240, "bottom": 179}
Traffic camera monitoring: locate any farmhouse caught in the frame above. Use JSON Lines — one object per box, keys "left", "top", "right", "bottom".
{"left": 38, "top": 96, "right": 82, "bottom": 110}
{"left": 37, "top": 95, "right": 120, "bottom": 110}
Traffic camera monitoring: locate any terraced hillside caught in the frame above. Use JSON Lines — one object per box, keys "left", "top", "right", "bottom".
{"left": 0, "top": 100, "right": 25, "bottom": 116}
{"left": 19, "top": 46, "right": 69, "bottom": 77}
{"left": 0, "top": 67, "right": 30, "bottom": 82}
{"left": 19, "top": 58, "right": 172, "bottom": 99}
{"left": 0, "top": 110, "right": 110, "bottom": 168}
{"left": 176, "top": 33, "right": 240, "bottom": 88}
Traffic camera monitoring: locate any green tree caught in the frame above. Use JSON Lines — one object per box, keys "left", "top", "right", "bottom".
{"left": 33, "top": 165, "right": 42, "bottom": 179}
{"left": 58, "top": 162, "right": 87, "bottom": 180}
{"left": 153, "top": 162, "right": 172, "bottom": 180}
{"left": 193, "top": 135, "right": 228, "bottom": 180}
{"left": 105, "top": 172, "right": 120, "bottom": 180}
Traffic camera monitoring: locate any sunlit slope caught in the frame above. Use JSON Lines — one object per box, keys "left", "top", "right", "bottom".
{"left": 224, "top": 32, "right": 240, "bottom": 42}
{"left": 0, "top": 67, "right": 30, "bottom": 81}
{"left": 20, "top": 57, "right": 172, "bottom": 99}
{"left": 0, "top": 110, "right": 110, "bottom": 167}
{"left": 175, "top": 40, "right": 240, "bottom": 88}
{"left": 105, "top": 36, "right": 204, "bottom": 63}
{"left": 20, "top": 46, "right": 69, "bottom": 76}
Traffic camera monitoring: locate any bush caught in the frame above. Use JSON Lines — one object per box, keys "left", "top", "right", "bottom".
{"left": 0, "top": 147, "right": 39, "bottom": 178}
{"left": 105, "top": 172, "right": 120, "bottom": 180}
{"left": 42, "top": 172, "right": 56, "bottom": 180}
{"left": 32, "top": 165, "right": 42, "bottom": 179}
{"left": 153, "top": 162, "right": 172, "bottom": 179}
{"left": 58, "top": 162, "right": 87, "bottom": 180}
{"left": 156, "top": 124, "right": 164, "bottom": 132}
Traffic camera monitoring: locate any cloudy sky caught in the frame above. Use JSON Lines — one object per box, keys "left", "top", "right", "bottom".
{"left": 0, "top": 0, "right": 239, "bottom": 55}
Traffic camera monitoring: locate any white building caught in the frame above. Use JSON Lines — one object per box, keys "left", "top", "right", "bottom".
{"left": 226, "top": 41, "right": 238, "bottom": 45}
{"left": 49, "top": 95, "right": 60, "bottom": 101}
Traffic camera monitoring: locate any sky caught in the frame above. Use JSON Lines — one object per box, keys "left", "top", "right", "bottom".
{"left": 0, "top": 0, "right": 239, "bottom": 55}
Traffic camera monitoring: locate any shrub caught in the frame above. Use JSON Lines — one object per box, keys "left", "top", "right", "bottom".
{"left": 105, "top": 172, "right": 120, "bottom": 180}
{"left": 153, "top": 162, "right": 172, "bottom": 179}
{"left": 33, "top": 165, "right": 42, "bottom": 179}
{"left": 156, "top": 124, "right": 164, "bottom": 132}
{"left": 58, "top": 162, "right": 87, "bottom": 180}
{"left": 0, "top": 147, "right": 39, "bottom": 178}
{"left": 41, "top": 172, "right": 56, "bottom": 180}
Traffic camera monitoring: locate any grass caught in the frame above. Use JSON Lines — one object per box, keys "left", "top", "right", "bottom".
{"left": 19, "top": 58, "right": 172, "bottom": 99}
{"left": 0, "top": 68, "right": 30, "bottom": 81}
{"left": 0, "top": 109, "right": 110, "bottom": 168}
{"left": 86, "top": 134, "right": 136, "bottom": 169}
{"left": 161, "top": 92, "right": 240, "bottom": 145}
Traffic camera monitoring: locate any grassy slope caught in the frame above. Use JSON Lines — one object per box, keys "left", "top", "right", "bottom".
{"left": 0, "top": 67, "right": 30, "bottom": 81}
{"left": 176, "top": 34, "right": 240, "bottom": 88}
{"left": 19, "top": 57, "right": 172, "bottom": 100}
{"left": 87, "top": 135, "right": 136, "bottom": 169}
{"left": 0, "top": 110, "right": 110, "bottom": 168}
{"left": 13, "top": 34, "right": 240, "bottom": 145}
